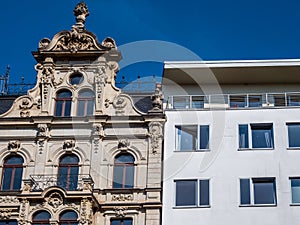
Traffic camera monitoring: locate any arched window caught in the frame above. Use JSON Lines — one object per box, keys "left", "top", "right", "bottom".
{"left": 113, "top": 154, "right": 134, "bottom": 188}
{"left": 0, "top": 220, "right": 17, "bottom": 225}
{"left": 32, "top": 211, "right": 51, "bottom": 225}
{"left": 1, "top": 155, "right": 24, "bottom": 190}
{"left": 59, "top": 211, "right": 78, "bottom": 225}
{"left": 111, "top": 218, "right": 133, "bottom": 225}
{"left": 55, "top": 90, "right": 72, "bottom": 117}
{"left": 77, "top": 90, "right": 94, "bottom": 116}
{"left": 58, "top": 154, "right": 79, "bottom": 191}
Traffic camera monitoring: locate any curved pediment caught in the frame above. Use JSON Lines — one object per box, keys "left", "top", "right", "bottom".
{"left": 38, "top": 29, "right": 116, "bottom": 53}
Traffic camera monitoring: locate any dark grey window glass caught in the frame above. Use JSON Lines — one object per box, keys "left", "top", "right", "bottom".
{"left": 77, "top": 90, "right": 94, "bottom": 116}
{"left": 253, "top": 179, "right": 276, "bottom": 205}
{"left": 191, "top": 96, "right": 204, "bottom": 109}
{"left": 176, "top": 126, "right": 197, "bottom": 151}
{"left": 239, "top": 125, "right": 249, "bottom": 148}
{"left": 69, "top": 73, "right": 84, "bottom": 85}
{"left": 240, "top": 179, "right": 250, "bottom": 205}
{"left": 113, "top": 154, "right": 134, "bottom": 189}
{"left": 249, "top": 95, "right": 262, "bottom": 107}
{"left": 287, "top": 94, "right": 300, "bottom": 106}
{"left": 199, "top": 180, "right": 210, "bottom": 206}
{"left": 58, "top": 155, "right": 79, "bottom": 191}
{"left": 111, "top": 219, "right": 132, "bottom": 225}
{"left": 32, "top": 211, "right": 51, "bottom": 225}
{"left": 287, "top": 124, "right": 300, "bottom": 148}
{"left": 199, "top": 125, "right": 209, "bottom": 150}
{"left": 60, "top": 211, "right": 78, "bottom": 225}
{"left": 1, "top": 156, "right": 24, "bottom": 190}
{"left": 251, "top": 124, "right": 273, "bottom": 148}
{"left": 175, "top": 180, "right": 197, "bottom": 206}
{"left": 55, "top": 90, "right": 72, "bottom": 117}
{"left": 291, "top": 178, "right": 300, "bottom": 204}
{"left": 0, "top": 221, "right": 17, "bottom": 225}
{"left": 173, "top": 96, "right": 189, "bottom": 109}
{"left": 230, "top": 95, "right": 246, "bottom": 108}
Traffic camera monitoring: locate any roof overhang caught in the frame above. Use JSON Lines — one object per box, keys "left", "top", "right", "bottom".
{"left": 163, "top": 59, "right": 300, "bottom": 85}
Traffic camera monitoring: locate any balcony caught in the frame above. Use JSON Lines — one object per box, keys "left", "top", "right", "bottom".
{"left": 166, "top": 92, "right": 300, "bottom": 110}
{"left": 29, "top": 174, "right": 94, "bottom": 191}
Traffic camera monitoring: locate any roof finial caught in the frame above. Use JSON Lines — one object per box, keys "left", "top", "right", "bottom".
{"left": 73, "top": 2, "right": 89, "bottom": 27}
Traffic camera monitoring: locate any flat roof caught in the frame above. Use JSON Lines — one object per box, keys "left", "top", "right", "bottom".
{"left": 163, "top": 59, "right": 300, "bottom": 85}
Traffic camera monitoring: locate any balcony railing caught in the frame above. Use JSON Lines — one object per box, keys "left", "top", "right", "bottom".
{"left": 30, "top": 174, "right": 93, "bottom": 191}
{"left": 166, "top": 92, "right": 300, "bottom": 110}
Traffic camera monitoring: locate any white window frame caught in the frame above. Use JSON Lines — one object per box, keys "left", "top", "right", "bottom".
{"left": 239, "top": 177, "right": 277, "bottom": 206}
{"left": 173, "top": 179, "right": 210, "bottom": 208}
{"left": 290, "top": 177, "right": 300, "bottom": 205}
{"left": 286, "top": 123, "right": 300, "bottom": 149}
{"left": 238, "top": 123, "right": 274, "bottom": 150}
{"left": 175, "top": 125, "right": 210, "bottom": 151}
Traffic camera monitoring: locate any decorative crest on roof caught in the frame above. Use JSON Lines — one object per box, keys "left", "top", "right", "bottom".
{"left": 73, "top": 2, "right": 89, "bottom": 27}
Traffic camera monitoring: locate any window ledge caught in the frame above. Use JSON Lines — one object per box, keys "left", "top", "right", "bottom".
{"left": 287, "top": 147, "right": 300, "bottom": 150}
{"left": 290, "top": 203, "right": 300, "bottom": 206}
{"left": 238, "top": 148, "right": 274, "bottom": 151}
{"left": 173, "top": 205, "right": 211, "bottom": 209}
{"left": 174, "top": 149, "right": 211, "bottom": 152}
{"left": 239, "top": 204, "right": 277, "bottom": 207}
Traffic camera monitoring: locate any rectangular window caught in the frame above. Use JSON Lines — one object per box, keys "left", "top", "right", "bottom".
{"left": 287, "top": 94, "right": 300, "bottom": 106}
{"left": 287, "top": 123, "right": 300, "bottom": 148}
{"left": 175, "top": 125, "right": 210, "bottom": 151}
{"left": 173, "top": 96, "right": 190, "bottom": 109}
{"left": 111, "top": 219, "right": 133, "bottom": 225}
{"left": 175, "top": 179, "right": 210, "bottom": 207}
{"left": 240, "top": 178, "right": 276, "bottom": 206}
{"left": 230, "top": 95, "right": 246, "bottom": 108}
{"left": 248, "top": 95, "right": 262, "bottom": 107}
{"left": 238, "top": 123, "right": 274, "bottom": 149}
{"left": 191, "top": 96, "right": 204, "bottom": 109}
{"left": 291, "top": 178, "right": 300, "bottom": 204}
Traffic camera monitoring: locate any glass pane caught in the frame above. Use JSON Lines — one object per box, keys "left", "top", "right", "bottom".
{"left": 57, "top": 91, "right": 72, "bottom": 98}
{"left": 123, "top": 219, "right": 133, "bottom": 225}
{"left": 115, "top": 154, "right": 134, "bottom": 163}
{"left": 64, "top": 100, "right": 71, "bottom": 117}
{"left": 239, "top": 125, "right": 249, "bottom": 148}
{"left": 111, "top": 220, "right": 120, "bottom": 225}
{"left": 191, "top": 96, "right": 204, "bottom": 109}
{"left": 70, "top": 73, "right": 84, "bottom": 85}
{"left": 69, "top": 167, "right": 79, "bottom": 190}
{"left": 77, "top": 100, "right": 85, "bottom": 116}
{"left": 87, "top": 100, "right": 94, "bottom": 115}
{"left": 230, "top": 95, "right": 246, "bottom": 108}
{"left": 1, "top": 168, "right": 12, "bottom": 190}
{"left": 288, "top": 94, "right": 300, "bottom": 106}
{"left": 60, "top": 155, "right": 79, "bottom": 164}
{"left": 240, "top": 179, "right": 250, "bottom": 205}
{"left": 249, "top": 95, "right": 262, "bottom": 107}
{"left": 175, "top": 180, "right": 197, "bottom": 206}
{"left": 13, "top": 167, "right": 23, "bottom": 190}
{"left": 113, "top": 166, "right": 123, "bottom": 188}
{"left": 173, "top": 96, "right": 189, "bottom": 109}
{"left": 5, "top": 156, "right": 24, "bottom": 164}
{"left": 60, "top": 211, "right": 78, "bottom": 220}
{"left": 58, "top": 167, "right": 68, "bottom": 189}
{"left": 125, "top": 166, "right": 134, "bottom": 188}
{"left": 33, "top": 211, "right": 51, "bottom": 220}
{"left": 176, "top": 125, "right": 198, "bottom": 151}
{"left": 288, "top": 124, "right": 300, "bottom": 148}
{"left": 253, "top": 180, "right": 276, "bottom": 204}
{"left": 79, "top": 90, "right": 94, "bottom": 98}
{"left": 251, "top": 124, "right": 273, "bottom": 148}
{"left": 199, "top": 125, "right": 209, "bottom": 150}
{"left": 199, "top": 180, "right": 209, "bottom": 206}
{"left": 291, "top": 178, "right": 300, "bottom": 204}
{"left": 273, "top": 94, "right": 286, "bottom": 107}
{"left": 55, "top": 101, "right": 63, "bottom": 116}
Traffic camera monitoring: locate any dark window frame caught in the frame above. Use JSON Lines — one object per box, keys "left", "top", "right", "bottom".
{"left": 1, "top": 155, "right": 24, "bottom": 191}
{"left": 77, "top": 90, "right": 95, "bottom": 116}
{"left": 59, "top": 210, "right": 78, "bottom": 225}
{"left": 57, "top": 154, "right": 79, "bottom": 191}
{"left": 32, "top": 211, "right": 51, "bottom": 225}
{"left": 113, "top": 154, "right": 135, "bottom": 189}
{"left": 55, "top": 90, "right": 72, "bottom": 117}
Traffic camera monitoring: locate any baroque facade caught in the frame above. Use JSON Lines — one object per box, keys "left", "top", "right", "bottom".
{"left": 0, "top": 3, "right": 165, "bottom": 225}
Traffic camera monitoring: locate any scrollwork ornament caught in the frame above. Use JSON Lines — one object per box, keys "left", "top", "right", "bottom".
{"left": 114, "top": 207, "right": 128, "bottom": 217}
{"left": 0, "top": 209, "right": 12, "bottom": 219}
{"left": 8, "top": 140, "right": 20, "bottom": 152}
{"left": 148, "top": 122, "right": 163, "bottom": 154}
{"left": 113, "top": 96, "right": 127, "bottom": 115}
{"left": 112, "top": 194, "right": 133, "bottom": 201}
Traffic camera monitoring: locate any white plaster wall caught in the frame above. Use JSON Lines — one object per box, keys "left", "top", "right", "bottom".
{"left": 163, "top": 108, "right": 300, "bottom": 225}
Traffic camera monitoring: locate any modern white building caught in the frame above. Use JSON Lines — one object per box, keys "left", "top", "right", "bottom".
{"left": 162, "top": 60, "right": 300, "bottom": 225}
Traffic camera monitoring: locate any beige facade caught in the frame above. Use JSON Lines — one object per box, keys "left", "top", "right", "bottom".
{"left": 0, "top": 2, "right": 165, "bottom": 225}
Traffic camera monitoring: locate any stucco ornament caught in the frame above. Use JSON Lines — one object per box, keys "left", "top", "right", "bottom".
{"left": 64, "top": 140, "right": 75, "bottom": 150}
{"left": 113, "top": 96, "right": 127, "bottom": 115}
{"left": 0, "top": 209, "right": 12, "bottom": 219}
{"left": 112, "top": 194, "right": 133, "bottom": 201}
{"left": 47, "top": 192, "right": 63, "bottom": 209}
{"left": 148, "top": 122, "right": 163, "bottom": 154}
{"left": 8, "top": 140, "right": 20, "bottom": 152}
{"left": 114, "top": 207, "right": 128, "bottom": 217}
{"left": 151, "top": 84, "right": 164, "bottom": 111}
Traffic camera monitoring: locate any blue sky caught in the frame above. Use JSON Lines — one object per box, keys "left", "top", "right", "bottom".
{"left": 1, "top": 0, "right": 300, "bottom": 84}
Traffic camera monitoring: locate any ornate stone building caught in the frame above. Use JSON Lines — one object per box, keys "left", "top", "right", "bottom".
{"left": 0, "top": 2, "right": 165, "bottom": 225}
